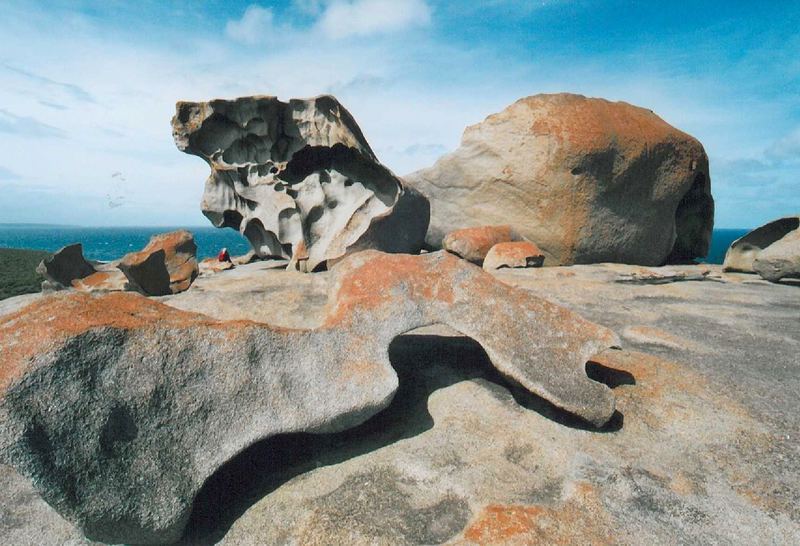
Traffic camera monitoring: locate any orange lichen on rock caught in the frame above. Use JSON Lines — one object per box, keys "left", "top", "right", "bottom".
{"left": 524, "top": 94, "right": 691, "bottom": 152}
{"left": 0, "top": 292, "right": 207, "bottom": 393}
{"left": 443, "top": 225, "right": 521, "bottom": 264}
{"left": 483, "top": 241, "right": 545, "bottom": 270}
{"left": 460, "top": 483, "right": 614, "bottom": 545}
{"left": 325, "top": 251, "right": 459, "bottom": 324}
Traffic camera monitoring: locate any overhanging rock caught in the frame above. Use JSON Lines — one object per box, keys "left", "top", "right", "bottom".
{"left": 0, "top": 251, "right": 618, "bottom": 544}
{"left": 172, "top": 95, "right": 429, "bottom": 272}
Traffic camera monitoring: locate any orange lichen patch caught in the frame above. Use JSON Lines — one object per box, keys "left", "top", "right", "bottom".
{"left": 443, "top": 225, "right": 519, "bottom": 261}
{"left": 484, "top": 241, "right": 545, "bottom": 269}
{"left": 521, "top": 94, "right": 696, "bottom": 154}
{"left": 325, "top": 252, "right": 460, "bottom": 324}
{"left": 71, "top": 271, "right": 117, "bottom": 290}
{"left": 0, "top": 292, "right": 210, "bottom": 393}
{"left": 460, "top": 483, "right": 614, "bottom": 545}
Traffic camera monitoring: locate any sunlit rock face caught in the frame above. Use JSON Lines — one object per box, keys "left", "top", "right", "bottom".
{"left": 405, "top": 93, "right": 714, "bottom": 266}
{"left": 172, "top": 95, "right": 429, "bottom": 272}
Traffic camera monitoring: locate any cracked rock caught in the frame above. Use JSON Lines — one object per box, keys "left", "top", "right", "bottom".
{"left": 117, "top": 230, "right": 198, "bottom": 296}
{"left": 0, "top": 250, "right": 618, "bottom": 544}
{"left": 172, "top": 95, "right": 429, "bottom": 272}
{"left": 36, "top": 243, "right": 96, "bottom": 291}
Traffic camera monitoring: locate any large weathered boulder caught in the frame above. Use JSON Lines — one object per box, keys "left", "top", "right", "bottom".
{"left": 483, "top": 241, "right": 545, "bottom": 271}
{"left": 36, "top": 243, "right": 95, "bottom": 290}
{"left": 753, "top": 227, "right": 800, "bottom": 282}
{"left": 723, "top": 216, "right": 800, "bottom": 274}
{"left": 172, "top": 95, "right": 429, "bottom": 272}
{"left": 405, "top": 93, "right": 714, "bottom": 266}
{"left": 117, "top": 230, "right": 198, "bottom": 296}
{"left": 442, "top": 225, "right": 522, "bottom": 264}
{"left": 0, "top": 250, "right": 618, "bottom": 544}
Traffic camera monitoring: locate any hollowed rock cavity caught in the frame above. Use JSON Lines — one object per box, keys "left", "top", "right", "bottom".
{"left": 172, "top": 95, "right": 429, "bottom": 272}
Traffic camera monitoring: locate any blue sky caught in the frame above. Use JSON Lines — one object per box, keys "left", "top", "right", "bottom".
{"left": 0, "top": 0, "right": 798, "bottom": 228}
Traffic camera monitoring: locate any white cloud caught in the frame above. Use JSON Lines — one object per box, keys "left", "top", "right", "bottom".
{"left": 225, "top": 5, "right": 277, "bottom": 45}
{"left": 766, "top": 128, "right": 800, "bottom": 163}
{"left": 317, "top": 0, "right": 432, "bottom": 39}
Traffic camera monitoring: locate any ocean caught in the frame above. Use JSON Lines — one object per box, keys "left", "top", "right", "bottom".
{"left": 0, "top": 225, "right": 252, "bottom": 262}
{"left": 0, "top": 225, "right": 748, "bottom": 264}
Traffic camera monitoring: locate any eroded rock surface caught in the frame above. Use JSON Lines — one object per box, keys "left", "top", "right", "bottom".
{"left": 172, "top": 95, "right": 429, "bottom": 272}
{"left": 36, "top": 243, "right": 95, "bottom": 290}
{"left": 405, "top": 93, "right": 714, "bottom": 265}
{"left": 483, "top": 241, "right": 545, "bottom": 270}
{"left": 0, "top": 251, "right": 617, "bottom": 544}
{"left": 117, "top": 230, "right": 198, "bottom": 296}
{"left": 442, "top": 225, "right": 522, "bottom": 264}
{"left": 754, "top": 227, "right": 800, "bottom": 282}
{"left": 723, "top": 216, "right": 800, "bottom": 281}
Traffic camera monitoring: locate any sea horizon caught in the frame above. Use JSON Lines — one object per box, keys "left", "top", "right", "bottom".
{"left": 0, "top": 224, "right": 750, "bottom": 264}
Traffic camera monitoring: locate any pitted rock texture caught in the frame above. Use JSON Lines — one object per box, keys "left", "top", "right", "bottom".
{"left": 117, "top": 230, "right": 198, "bottom": 296}
{"left": 36, "top": 243, "right": 95, "bottom": 290}
{"left": 0, "top": 251, "right": 618, "bottom": 544}
{"left": 405, "top": 93, "right": 714, "bottom": 265}
{"left": 723, "top": 216, "right": 800, "bottom": 276}
{"left": 483, "top": 241, "right": 545, "bottom": 270}
{"left": 172, "top": 95, "right": 429, "bottom": 272}
{"left": 442, "top": 225, "right": 522, "bottom": 264}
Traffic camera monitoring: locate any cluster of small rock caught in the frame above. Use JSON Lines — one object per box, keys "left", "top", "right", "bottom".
{"left": 38, "top": 230, "right": 206, "bottom": 297}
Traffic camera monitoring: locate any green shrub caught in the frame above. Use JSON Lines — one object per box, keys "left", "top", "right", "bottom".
{"left": 0, "top": 248, "right": 50, "bottom": 300}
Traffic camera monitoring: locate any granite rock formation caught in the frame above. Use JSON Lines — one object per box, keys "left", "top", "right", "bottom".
{"left": 442, "top": 225, "right": 522, "bottom": 264}
{"left": 117, "top": 230, "right": 198, "bottom": 296}
{"left": 172, "top": 95, "right": 429, "bottom": 272}
{"left": 723, "top": 216, "right": 800, "bottom": 275}
{"left": 483, "top": 241, "right": 545, "bottom": 270}
{"left": 36, "top": 243, "right": 95, "bottom": 290}
{"left": 405, "top": 93, "right": 714, "bottom": 265}
{"left": 753, "top": 226, "right": 800, "bottom": 282}
{"left": 0, "top": 250, "right": 618, "bottom": 544}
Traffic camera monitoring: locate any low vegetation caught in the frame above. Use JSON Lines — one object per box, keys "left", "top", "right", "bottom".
{"left": 0, "top": 248, "right": 49, "bottom": 300}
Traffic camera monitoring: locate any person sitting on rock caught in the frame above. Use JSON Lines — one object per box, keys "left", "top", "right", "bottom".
{"left": 217, "top": 247, "right": 231, "bottom": 263}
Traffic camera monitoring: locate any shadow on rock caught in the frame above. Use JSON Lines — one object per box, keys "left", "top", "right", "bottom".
{"left": 180, "top": 334, "right": 633, "bottom": 544}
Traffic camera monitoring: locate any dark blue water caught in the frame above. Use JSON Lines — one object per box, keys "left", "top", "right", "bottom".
{"left": 0, "top": 226, "right": 251, "bottom": 261}
{"left": 0, "top": 225, "right": 748, "bottom": 264}
{"left": 704, "top": 229, "right": 748, "bottom": 265}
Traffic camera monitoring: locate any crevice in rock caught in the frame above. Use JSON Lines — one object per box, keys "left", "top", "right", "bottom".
{"left": 180, "top": 334, "right": 628, "bottom": 544}
{"left": 666, "top": 172, "right": 714, "bottom": 264}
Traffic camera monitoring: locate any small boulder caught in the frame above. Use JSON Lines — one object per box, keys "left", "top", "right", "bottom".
{"left": 442, "top": 225, "right": 522, "bottom": 264}
{"left": 117, "top": 230, "right": 198, "bottom": 296}
{"left": 753, "top": 228, "right": 800, "bottom": 282}
{"left": 723, "top": 216, "right": 800, "bottom": 274}
{"left": 483, "top": 241, "right": 545, "bottom": 270}
{"left": 36, "top": 243, "right": 95, "bottom": 290}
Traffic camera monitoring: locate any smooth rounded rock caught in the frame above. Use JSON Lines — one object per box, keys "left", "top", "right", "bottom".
{"left": 405, "top": 93, "right": 714, "bottom": 265}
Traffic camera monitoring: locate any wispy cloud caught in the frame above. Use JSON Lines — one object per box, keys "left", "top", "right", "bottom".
{"left": 0, "top": 165, "right": 21, "bottom": 180}
{"left": 225, "top": 5, "right": 280, "bottom": 45}
{"left": 1, "top": 63, "right": 94, "bottom": 103}
{"left": 317, "top": 0, "right": 432, "bottom": 39}
{"left": 0, "top": 109, "right": 66, "bottom": 139}
{"left": 766, "top": 128, "right": 800, "bottom": 163}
